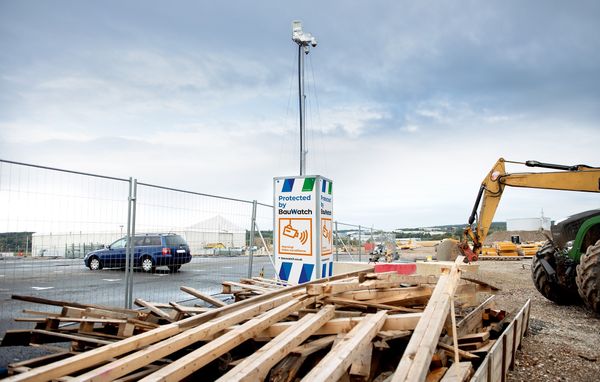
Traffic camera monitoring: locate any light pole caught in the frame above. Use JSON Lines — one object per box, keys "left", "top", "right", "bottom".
{"left": 120, "top": 225, "right": 123, "bottom": 237}
{"left": 292, "top": 20, "right": 317, "bottom": 176}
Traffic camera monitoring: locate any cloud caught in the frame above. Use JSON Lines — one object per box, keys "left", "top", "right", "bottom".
{"left": 1, "top": 1, "right": 600, "bottom": 230}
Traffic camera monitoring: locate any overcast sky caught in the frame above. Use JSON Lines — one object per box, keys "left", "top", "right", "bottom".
{"left": 1, "top": 1, "right": 599, "bottom": 229}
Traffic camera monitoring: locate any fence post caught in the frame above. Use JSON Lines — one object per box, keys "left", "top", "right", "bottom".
{"left": 335, "top": 221, "right": 339, "bottom": 262}
{"left": 124, "top": 178, "right": 133, "bottom": 309}
{"left": 247, "top": 200, "right": 257, "bottom": 278}
{"left": 124, "top": 178, "right": 137, "bottom": 309}
{"left": 358, "top": 225, "right": 362, "bottom": 262}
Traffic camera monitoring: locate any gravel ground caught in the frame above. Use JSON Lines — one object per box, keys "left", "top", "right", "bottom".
{"left": 476, "top": 260, "right": 600, "bottom": 382}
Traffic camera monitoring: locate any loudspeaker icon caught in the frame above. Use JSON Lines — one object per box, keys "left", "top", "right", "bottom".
{"left": 299, "top": 230, "right": 308, "bottom": 245}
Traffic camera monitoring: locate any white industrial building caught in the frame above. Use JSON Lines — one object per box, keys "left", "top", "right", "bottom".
{"left": 183, "top": 215, "right": 247, "bottom": 255}
{"left": 506, "top": 217, "right": 551, "bottom": 231}
{"left": 31, "top": 232, "right": 121, "bottom": 258}
{"left": 31, "top": 215, "right": 247, "bottom": 258}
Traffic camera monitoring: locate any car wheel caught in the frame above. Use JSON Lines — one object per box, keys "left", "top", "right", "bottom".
{"left": 140, "top": 257, "right": 155, "bottom": 273}
{"left": 89, "top": 257, "right": 103, "bottom": 271}
{"left": 168, "top": 265, "right": 181, "bottom": 273}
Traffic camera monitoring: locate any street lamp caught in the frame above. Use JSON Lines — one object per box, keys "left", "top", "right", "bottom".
{"left": 292, "top": 20, "right": 317, "bottom": 176}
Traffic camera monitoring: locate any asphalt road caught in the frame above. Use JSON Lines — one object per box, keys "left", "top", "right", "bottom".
{"left": 0, "top": 255, "right": 275, "bottom": 336}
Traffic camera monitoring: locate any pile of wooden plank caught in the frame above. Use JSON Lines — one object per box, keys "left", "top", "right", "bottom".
{"left": 2, "top": 257, "right": 530, "bottom": 382}
{"left": 2, "top": 286, "right": 228, "bottom": 351}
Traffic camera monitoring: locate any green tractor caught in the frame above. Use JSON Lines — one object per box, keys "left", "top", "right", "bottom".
{"left": 532, "top": 209, "right": 600, "bottom": 312}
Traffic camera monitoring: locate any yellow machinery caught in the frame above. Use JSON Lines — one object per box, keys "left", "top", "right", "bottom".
{"left": 452, "top": 158, "right": 600, "bottom": 262}
{"left": 481, "top": 246, "right": 498, "bottom": 256}
{"left": 205, "top": 242, "right": 225, "bottom": 249}
{"left": 519, "top": 242, "right": 542, "bottom": 256}
{"left": 437, "top": 158, "right": 600, "bottom": 312}
{"left": 494, "top": 241, "right": 519, "bottom": 256}
{"left": 396, "top": 238, "right": 418, "bottom": 250}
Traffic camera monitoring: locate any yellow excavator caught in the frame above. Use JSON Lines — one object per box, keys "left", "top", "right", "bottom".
{"left": 439, "top": 158, "right": 600, "bottom": 312}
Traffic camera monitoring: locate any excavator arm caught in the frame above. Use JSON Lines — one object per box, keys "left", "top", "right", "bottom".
{"left": 460, "top": 158, "right": 600, "bottom": 262}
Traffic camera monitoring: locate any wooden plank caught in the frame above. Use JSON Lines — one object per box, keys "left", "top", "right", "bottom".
{"left": 391, "top": 256, "right": 464, "bottom": 382}
{"left": 112, "top": 365, "right": 161, "bottom": 382}
{"left": 458, "top": 341, "right": 489, "bottom": 351}
{"left": 30, "top": 330, "right": 114, "bottom": 346}
{"left": 138, "top": 297, "right": 315, "bottom": 382}
{"left": 168, "top": 302, "right": 211, "bottom": 314}
{"left": 222, "top": 281, "right": 272, "bottom": 293}
{"left": 134, "top": 299, "right": 174, "bottom": 322}
{"left": 456, "top": 295, "right": 496, "bottom": 337}
{"left": 179, "top": 286, "right": 227, "bottom": 307}
{"left": 300, "top": 310, "right": 387, "bottom": 382}
{"left": 253, "top": 276, "right": 290, "bottom": 286}
{"left": 457, "top": 332, "right": 490, "bottom": 344}
{"left": 69, "top": 292, "right": 303, "bottom": 382}
{"left": 306, "top": 279, "right": 360, "bottom": 296}
{"left": 217, "top": 305, "right": 335, "bottom": 381}
{"left": 83, "top": 307, "right": 138, "bottom": 320}
{"left": 426, "top": 367, "right": 448, "bottom": 382}
{"left": 5, "top": 268, "right": 371, "bottom": 382}
{"left": 325, "top": 296, "right": 422, "bottom": 313}
{"left": 259, "top": 312, "right": 422, "bottom": 337}
{"left": 489, "top": 338, "right": 503, "bottom": 382}
{"left": 8, "top": 351, "right": 73, "bottom": 370}
{"left": 239, "top": 278, "right": 281, "bottom": 289}
{"left": 12, "top": 295, "right": 135, "bottom": 314}
{"left": 437, "top": 342, "right": 479, "bottom": 361}
{"left": 349, "top": 342, "right": 373, "bottom": 377}
{"left": 292, "top": 335, "right": 336, "bottom": 356}
{"left": 439, "top": 362, "right": 473, "bottom": 382}
{"left": 337, "top": 286, "right": 431, "bottom": 302}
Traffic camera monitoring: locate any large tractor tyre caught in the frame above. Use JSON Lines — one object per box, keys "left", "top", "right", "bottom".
{"left": 576, "top": 240, "right": 600, "bottom": 313}
{"left": 531, "top": 242, "right": 579, "bottom": 305}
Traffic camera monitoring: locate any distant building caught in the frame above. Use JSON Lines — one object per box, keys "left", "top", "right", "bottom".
{"left": 506, "top": 217, "right": 551, "bottom": 231}
{"left": 31, "top": 215, "right": 247, "bottom": 258}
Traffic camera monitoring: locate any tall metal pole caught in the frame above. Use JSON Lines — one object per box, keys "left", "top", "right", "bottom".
{"left": 292, "top": 20, "right": 316, "bottom": 176}
{"left": 298, "top": 45, "right": 306, "bottom": 176}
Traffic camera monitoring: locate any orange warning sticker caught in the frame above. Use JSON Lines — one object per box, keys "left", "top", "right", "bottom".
{"left": 278, "top": 218, "right": 313, "bottom": 256}
{"left": 321, "top": 217, "right": 333, "bottom": 255}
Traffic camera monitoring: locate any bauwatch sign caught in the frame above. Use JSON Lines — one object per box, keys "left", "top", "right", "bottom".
{"left": 273, "top": 175, "right": 333, "bottom": 283}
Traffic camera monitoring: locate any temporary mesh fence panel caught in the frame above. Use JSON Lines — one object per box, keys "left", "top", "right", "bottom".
{"left": 0, "top": 158, "right": 392, "bottom": 335}
{"left": 334, "top": 222, "right": 396, "bottom": 262}
{"left": 0, "top": 160, "right": 130, "bottom": 332}
{"left": 131, "top": 183, "right": 274, "bottom": 304}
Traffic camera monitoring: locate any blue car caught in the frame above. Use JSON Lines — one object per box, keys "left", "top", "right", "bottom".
{"left": 84, "top": 233, "right": 192, "bottom": 272}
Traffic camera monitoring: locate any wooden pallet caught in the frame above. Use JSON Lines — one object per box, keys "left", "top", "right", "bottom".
{"left": 2, "top": 261, "right": 530, "bottom": 382}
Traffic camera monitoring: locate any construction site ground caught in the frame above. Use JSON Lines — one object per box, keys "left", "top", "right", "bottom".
{"left": 1, "top": 248, "right": 598, "bottom": 381}
{"left": 399, "top": 247, "right": 600, "bottom": 382}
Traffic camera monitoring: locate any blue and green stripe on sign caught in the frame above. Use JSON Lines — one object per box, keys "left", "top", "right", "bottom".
{"left": 278, "top": 261, "right": 333, "bottom": 283}
{"left": 281, "top": 177, "right": 316, "bottom": 193}
{"left": 321, "top": 180, "right": 332, "bottom": 195}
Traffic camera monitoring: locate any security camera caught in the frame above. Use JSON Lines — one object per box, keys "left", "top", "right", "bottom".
{"left": 311, "top": 38, "right": 317, "bottom": 47}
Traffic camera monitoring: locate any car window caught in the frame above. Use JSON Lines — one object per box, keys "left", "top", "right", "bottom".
{"left": 145, "top": 236, "right": 161, "bottom": 246}
{"left": 111, "top": 238, "right": 127, "bottom": 249}
{"left": 133, "top": 236, "right": 145, "bottom": 246}
{"left": 165, "top": 235, "right": 187, "bottom": 246}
